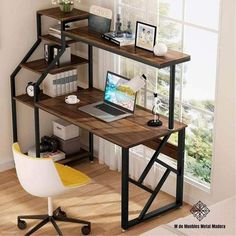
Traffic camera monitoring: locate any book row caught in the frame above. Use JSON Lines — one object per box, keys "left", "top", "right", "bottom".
{"left": 43, "top": 69, "right": 78, "bottom": 97}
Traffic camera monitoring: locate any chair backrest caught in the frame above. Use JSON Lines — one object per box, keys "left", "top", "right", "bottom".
{"left": 12, "top": 143, "right": 66, "bottom": 198}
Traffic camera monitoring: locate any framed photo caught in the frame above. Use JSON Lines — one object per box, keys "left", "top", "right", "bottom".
{"left": 135, "top": 21, "right": 157, "bottom": 52}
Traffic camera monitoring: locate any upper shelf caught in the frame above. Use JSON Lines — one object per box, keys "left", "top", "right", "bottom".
{"left": 65, "top": 27, "right": 191, "bottom": 69}
{"left": 37, "top": 7, "right": 89, "bottom": 22}
{"left": 20, "top": 54, "right": 88, "bottom": 75}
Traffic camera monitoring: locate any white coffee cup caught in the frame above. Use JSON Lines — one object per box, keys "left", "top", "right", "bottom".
{"left": 65, "top": 95, "right": 79, "bottom": 104}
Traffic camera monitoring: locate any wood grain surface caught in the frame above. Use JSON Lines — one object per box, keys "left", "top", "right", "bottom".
{"left": 65, "top": 26, "right": 190, "bottom": 69}
{"left": 35, "top": 88, "right": 186, "bottom": 149}
{"left": 37, "top": 7, "right": 89, "bottom": 22}
{"left": 20, "top": 54, "right": 88, "bottom": 75}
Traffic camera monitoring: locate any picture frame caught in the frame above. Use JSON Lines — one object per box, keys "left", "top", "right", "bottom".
{"left": 135, "top": 21, "right": 157, "bottom": 52}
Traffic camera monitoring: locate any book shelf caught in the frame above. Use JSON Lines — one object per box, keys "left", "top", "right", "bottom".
{"left": 21, "top": 54, "right": 88, "bottom": 74}
{"left": 11, "top": 7, "right": 91, "bottom": 164}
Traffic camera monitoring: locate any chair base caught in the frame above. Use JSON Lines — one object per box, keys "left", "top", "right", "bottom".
{"left": 17, "top": 207, "right": 91, "bottom": 236}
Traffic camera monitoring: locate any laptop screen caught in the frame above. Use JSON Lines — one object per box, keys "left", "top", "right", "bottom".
{"left": 104, "top": 71, "right": 137, "bottom": 113}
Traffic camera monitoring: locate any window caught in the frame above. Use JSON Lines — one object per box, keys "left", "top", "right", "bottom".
{"left": 117, "top": 0, "right": 220, "bottom": 187}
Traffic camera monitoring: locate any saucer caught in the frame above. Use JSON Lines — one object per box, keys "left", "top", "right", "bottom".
{"left": 65, "top": 98, "right": 80, "bottom": 105}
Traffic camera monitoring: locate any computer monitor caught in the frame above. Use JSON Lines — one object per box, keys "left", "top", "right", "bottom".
{"left": 104, "top": 71, "right": 137, "bottom": 113}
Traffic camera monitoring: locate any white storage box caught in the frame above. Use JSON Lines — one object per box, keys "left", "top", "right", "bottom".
{"left": 53, "top": 119, "right": 79, "bottom": 140}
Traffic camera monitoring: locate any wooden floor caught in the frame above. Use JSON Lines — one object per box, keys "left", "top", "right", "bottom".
{"left": 0, "top": 159, "right": 191, "bottom": 235}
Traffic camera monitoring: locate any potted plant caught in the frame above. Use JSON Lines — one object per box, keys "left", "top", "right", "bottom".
{"left": 52, "top": 0, "right": 79, "bottom": 13}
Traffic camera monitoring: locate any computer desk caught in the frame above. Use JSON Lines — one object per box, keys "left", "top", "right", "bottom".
{"left": 36, "top": 88, "right": 187, "bottom": 230}
{"left": 11, "top": 9, "right": 190, "bottom": 230}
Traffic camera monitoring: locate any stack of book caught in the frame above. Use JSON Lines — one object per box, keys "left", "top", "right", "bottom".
{"left": 101, "top": 32, "right": 135, "bottom": 46}
{"left": 43, "top": 69, "right": 78, "bottom": 97}
{"left": 28, "top": 146, "right": 66, "bottom": 162}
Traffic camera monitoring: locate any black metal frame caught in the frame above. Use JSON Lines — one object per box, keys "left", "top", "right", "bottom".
{"left": 10, "top": 12, "right": 94, "bottom": 161}
{"left": 121, "top": 129, "right": 185, "bottom": 229}
{"left": 18, "top": 207, "right": 90, "bottom": 236}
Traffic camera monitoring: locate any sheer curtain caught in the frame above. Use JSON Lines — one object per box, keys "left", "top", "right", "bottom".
{"left": 96, "top": 0, "right": 161, "bottom": 190}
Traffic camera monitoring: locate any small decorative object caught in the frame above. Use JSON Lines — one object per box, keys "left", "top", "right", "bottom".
{"left": 115, "top": 14, "right": 124, "bottom": 38}
{"left": 147, "top": 93, "right": 163, "bottom": 127}
{"left": 26, "top": 82, "right": 35, "bottom": 97}
{"left": 125, "top": 21, "right": 133, "bottom": 38}
{"left": 101, "top": 31, "right": 135, "bottom": 46}
{"left": 154, "top": 43, "right": 168, "bottom": 56}
{"left": 52, "top": 0, "right": 79, "bottom": 13}
{"left": 135, "top": 21, "right": 157, "bottom": 52}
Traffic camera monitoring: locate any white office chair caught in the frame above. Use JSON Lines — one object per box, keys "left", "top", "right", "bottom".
{"left": 12, "top": 143, "right": 91, "bottom": 236}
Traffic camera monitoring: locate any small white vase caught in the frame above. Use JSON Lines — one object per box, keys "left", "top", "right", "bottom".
{"left": 153, "top": 43, "right": 168, "bottom": 56}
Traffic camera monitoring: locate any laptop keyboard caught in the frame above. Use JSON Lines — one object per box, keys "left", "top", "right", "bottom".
{"left": 95, "top": 103, "right": 126, "bottom": 116}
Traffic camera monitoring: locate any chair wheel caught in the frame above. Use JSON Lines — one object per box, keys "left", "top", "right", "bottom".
{"left": 81, "top": 225, "right": 91, "bottom": 235}
{"left": 17, "top": 219, "right": 27, "bottom": 230}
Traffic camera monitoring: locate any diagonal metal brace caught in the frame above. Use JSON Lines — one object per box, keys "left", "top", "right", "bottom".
{"left": 138, "top": 134, "right": 171, "bottom": 184}
{"left": 138, "top": 169, "right": 171, "bottom": 220}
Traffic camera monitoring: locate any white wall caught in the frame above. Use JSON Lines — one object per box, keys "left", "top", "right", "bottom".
{"left": 0, "top": 0, "right": 54, "bottom": 170}
{"left": 210, "top": 0, "right": 236, "bottom": 202}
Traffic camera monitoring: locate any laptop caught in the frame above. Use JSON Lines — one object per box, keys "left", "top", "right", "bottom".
{"left": 79, "top": 71, "right": 137, "bottom": 122}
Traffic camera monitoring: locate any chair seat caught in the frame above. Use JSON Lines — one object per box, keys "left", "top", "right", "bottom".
{"left": 55, "top": 163, "right": 91, "bottom": 188}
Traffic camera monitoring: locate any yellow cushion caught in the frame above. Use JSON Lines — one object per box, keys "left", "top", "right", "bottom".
{"left": 13, "top": 143, "right": 22, "bottom": 153}
{"left": 54, "top": 163, "right": 91, "bottom": 187}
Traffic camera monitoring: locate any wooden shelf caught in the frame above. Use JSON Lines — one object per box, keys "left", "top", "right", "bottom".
{"left": 40, "top": 34, "right": 76, "bottom": 45}
{"left": 37, "top": 7, "right": 89, "bottom": 22}
{"left": 20, "top": 54, "right": 88, "bottom": 75}
{"left": 65, "top": 27, "right": 191, "bottom": 69}
{"left": 35, "top": 88, "right": 187, "bottom": 149}
{"left": 58, "top": 148, "right": 89, "bottom": 164}
{"left": 14, "top": 91, "right": 50, "bottom": 108}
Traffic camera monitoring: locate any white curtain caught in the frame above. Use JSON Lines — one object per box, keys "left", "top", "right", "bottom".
{"left": 96, "top": 0, "right": 162, "bottom": 191}
{"left": 98, "top": 139, "right": 161, "bottom": 190}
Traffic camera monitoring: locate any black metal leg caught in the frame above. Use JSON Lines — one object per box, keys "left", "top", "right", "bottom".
{"left": 51, "top": 218, "right": 63, "bottom": 236}
{"left": 138, "top": 135, "right": 170, "bottom": 184}
{"left": 11, "top": 95, "right": 17, "bottom": 142}
{"left": 124, "top": 129, "right": 186, "bottom": 229}
{"left": 168, "top": 65, "right": 176, "bottom": 130}
{"left": 88, "top": 45, "right": 93, "bottom": 88}
{"left": 176, "top": 129, "right": 185, "bottom": 205}
{"left": 138, "top": 169, "right": 171, "bottom": 220}
{"left": 121, "top": 148, "right": 129, "bottom": 230}
{"left": 54, "top": 215, "right": 90, "bottom": 225}
{"left": 18, "top": 215, "right": 47, "bottom": 220}
{"left": 36, "top": 13, "right": 42, "bottom": 39}
{"left": 89, "top": 133, "right": 94, "bottom": 162}
{"left": 34, "top": 106, "right": 40, "bottom": 158}
{"left": 25, "top": 217, "right": 49, "bottom": 236}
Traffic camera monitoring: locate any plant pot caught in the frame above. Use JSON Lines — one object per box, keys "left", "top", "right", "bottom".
{"left": 59, "top": 3, "right": 74, "bottom": 13}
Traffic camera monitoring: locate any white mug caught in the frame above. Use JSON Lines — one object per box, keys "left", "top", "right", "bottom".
{"left": 65, "top": 95, "right": 78, "bottom": 104}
